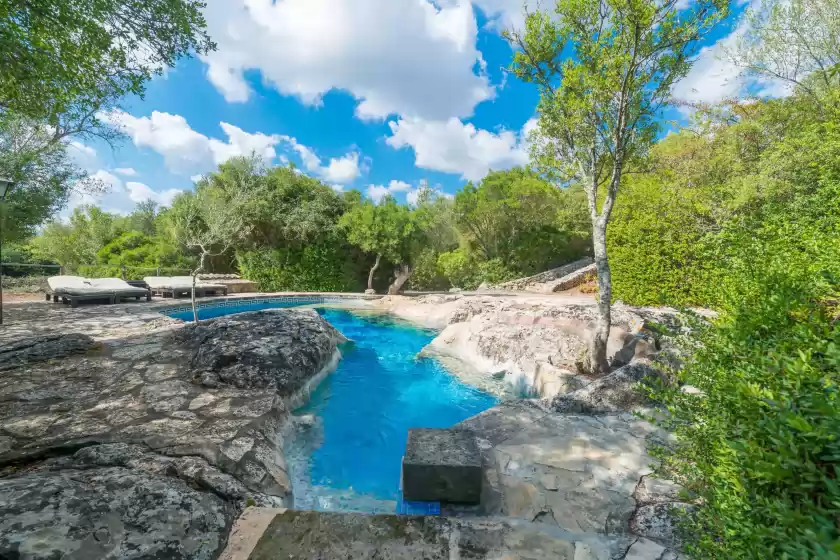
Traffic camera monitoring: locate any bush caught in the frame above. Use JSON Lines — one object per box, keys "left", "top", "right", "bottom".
{"left": 237, "top": 241, "right": 369, "bottom": 293}
{"left": 436, "top": 248, "right": 517, "bottom": 290}
{"left": 76, "top": 265, "right": 190, "bottom": 279}
{"left": 649, "top": 266, "right": 840, "bottom": 559}
{"left": 407, "top": 248, "right": 450, "bottom": 291}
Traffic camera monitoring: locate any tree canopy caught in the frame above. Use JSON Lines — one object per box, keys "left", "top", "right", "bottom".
{"left": 0, "top": 0, "right": 214, "bottom": 122}
{"left": 508, "top": 0, "right": 727, "bottom": 373}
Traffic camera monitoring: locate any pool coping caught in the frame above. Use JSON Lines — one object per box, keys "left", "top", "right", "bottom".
{"left": 153, "top": 292, "right": 384, "bottom": 317}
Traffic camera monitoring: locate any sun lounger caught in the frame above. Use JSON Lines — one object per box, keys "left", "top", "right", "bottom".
{"left": 144, "top": 276, "right": 229, "bottom": 298}
{"left": 46, "top": 276, "right": 116, "bottom": 307}
{"left": 87, "top": 278, "right": 151, "bottom": 303}
{"left": 172, "top": 276, "right": 229, "bottom": 297}
{"left": 144, "top": 276, "right": 196, "bottom": 298}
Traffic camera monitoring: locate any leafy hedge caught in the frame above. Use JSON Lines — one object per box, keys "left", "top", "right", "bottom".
{"left": 76, "top": 265, "right": 191, "bottom": 279}
{"left": 237, "top": 241, "right": 371, "bottom": 293}
{"left": 644, "top": 117, "right": 840, "bottom": 558}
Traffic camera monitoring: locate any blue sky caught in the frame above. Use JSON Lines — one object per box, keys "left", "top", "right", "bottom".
{"left": 68, "top": 0, "right": 759, "bottom": 216}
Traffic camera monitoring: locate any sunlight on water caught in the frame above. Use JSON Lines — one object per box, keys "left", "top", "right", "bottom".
{"left": 285, "top": 308, "right": 498, "bottom": 513}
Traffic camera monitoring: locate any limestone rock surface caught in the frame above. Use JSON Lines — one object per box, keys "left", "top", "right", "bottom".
{"left": 0, "top": 308, "right": 345, "bottom": 559}
{"left": 174, "top": 309, "right": 346, "bottom": 394}
{"left": 550, "top": 360, "right": 659, "bottom": 414}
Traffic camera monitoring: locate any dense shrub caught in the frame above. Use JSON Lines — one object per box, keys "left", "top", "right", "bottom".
{"left": 237, "top": 241, "right": 371, "bottom": 293}
{"left": 649, "top": 266, "right": 840, "bottom": 558}
{"left": 646, "top": 116, "right": 840, "bottom": 558}
{"left": 436, "top": 248, "right": 517, "bottom": 290}
{"left": 76, "top": 264, "right": 190, "bottom": 279}
{"left": 407, "top": 248, "right": 450, "bottom": 291}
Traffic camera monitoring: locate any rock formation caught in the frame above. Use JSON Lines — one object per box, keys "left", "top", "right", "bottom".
{"left": 0, "top": 309, "right": 345, "bottom": 560}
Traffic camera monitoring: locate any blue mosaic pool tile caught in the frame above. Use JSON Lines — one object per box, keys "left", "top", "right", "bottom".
{"left": 398, "top": 500, "right": 441, "bottom": 516}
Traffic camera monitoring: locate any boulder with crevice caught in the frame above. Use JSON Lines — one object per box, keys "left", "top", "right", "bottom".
{"left": 550, "top": 360, "right": 660, "bottom": 414}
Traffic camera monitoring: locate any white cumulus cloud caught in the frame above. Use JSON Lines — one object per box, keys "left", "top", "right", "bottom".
{"left": 672, "top": 0, "right": 792, "bottom": 108}
{"left": 322, "top": 152, "right": 362, "bottom": 184}
{"left": 386, "top": 117, "right": 534, "bottom": 180}
{"left": 200, "top": 0, "right": 493, "bottom": 120}
{"left": 366, "top": 180, "right": 452, "bottom": 204}
{"left": 102, "top": 110, "right": 281, "bottom": 175}
{"left": 125, "top": 181, "right": 184, "bottom": 207}
{"left": 471, "top": 0, "right": 534, "bottom": 31}
{"left": 114, "top": 167, "right": 138, "bottom": 177}
{"left": 279, "top": 136, "right": 363, "bottom": 185}
{"left": 63, "top": 171, "right": 185, "bottom": 217}
{"left": 366, "top": 184, "right": 392, "bottom": 203}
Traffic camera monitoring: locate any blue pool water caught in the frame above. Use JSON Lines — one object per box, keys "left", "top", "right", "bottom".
{"left": 167, "top": 300, "right": 308, "bottom": 322}
{"left": 286, "top": 308, "right": 498, "bottom": 512}
{"left": 166, "top": 301, "right": 498, "bottom": 512}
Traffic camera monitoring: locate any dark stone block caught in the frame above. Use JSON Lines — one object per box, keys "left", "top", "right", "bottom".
{"left": 402, "top": 428, "right": 482, "bottom": 504}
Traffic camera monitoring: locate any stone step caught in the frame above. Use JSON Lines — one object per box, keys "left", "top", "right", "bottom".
{"left": 220, "top": 507, "right": 665, "bottom": 560}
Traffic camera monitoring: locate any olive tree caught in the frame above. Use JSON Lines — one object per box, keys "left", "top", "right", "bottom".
{"left": 507, "top": 0, "right": 727, "bottom": 374}
{"left": 339, "top": 195, "right": 416, "bottom": 293}
{"left": 728, "top": 0, "right": 840, "bottom": 113}
{"left": 172, "top": 183, "right": 251, "bottom": 323}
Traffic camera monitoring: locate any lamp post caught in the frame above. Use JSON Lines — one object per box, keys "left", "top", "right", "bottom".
{"left": 0, "top": 178, "right": 15, "bottom": 326}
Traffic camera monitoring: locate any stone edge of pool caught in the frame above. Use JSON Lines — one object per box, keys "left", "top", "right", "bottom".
{"left": 153, "top": 292, "right": 385, "bottom": 317}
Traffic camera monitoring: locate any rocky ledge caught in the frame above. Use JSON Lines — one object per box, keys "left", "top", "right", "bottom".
{"left": 379, "top": 293, "right": 687, "bottom": 406}
{"left": 0, "top": 308, "right": 345, "bottom": 560}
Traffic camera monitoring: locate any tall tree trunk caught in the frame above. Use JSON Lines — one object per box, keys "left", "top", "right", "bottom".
{"left": 387, "top": 263, "right": 412, "bottom": 295}
{"left": 368, "top": 253, "right": 381, "bottom": 291}
{"left": 589, "top": 220, "right": 612, "bottom": 375}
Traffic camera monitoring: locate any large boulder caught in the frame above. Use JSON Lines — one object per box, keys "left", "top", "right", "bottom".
{"left": 174, "top": 309, "right": 346, "bottom": 395}
{"left": 550, "top": 360, "right": 659, "bottom": 414}
{"left": 0, "top": 462, "right": 235, "bottom": 559}
{"left": 0, "top": 309, "right": 347, "bottom": 559}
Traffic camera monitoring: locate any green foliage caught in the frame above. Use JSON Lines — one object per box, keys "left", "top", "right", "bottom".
{"left": 648, "top": 269, "right": 840, "bottom": 558}
{"left": 454, "top": 168, "right": 589, "bottom": 275}
{"left": 339, "top": 195, "right": 416, "bottom": 265}
{"left": 610, "top": 95, "right": 840, "bottom": 308}
{"left": 0, "top": 114, "right": 101, "bottom": 244}
{"left": 640, "top": 91, "right": 840, "bottom": 558}
{"left": 76, "top": 264, "right": 188, "bottom": 280}
{"left": 237, "top": 242, "right": 368, "bottom": 293}
{"left": 0, "top": 0, "right": 214, "bottom": 122}
{"left": 406, "top": 248, "right": 450, "bottom": 291}
{"left": 436, "top": 248, "right": 517, "bottom": 290}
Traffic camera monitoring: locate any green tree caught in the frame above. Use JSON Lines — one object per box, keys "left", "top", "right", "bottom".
{"left": 127, "top": 200, "right": 159, "bottom": 237}
{"left": 171, "top": 185, "right": 251, "bottom": 322}
{"left": 0, "top": 114, "right": 109, "bottom": 243}
{"left": 339, "top": 195, "right": 416, "bottom": 292}
{"left": 0, "top": 0, "right": 214, "bottom": 122}
{"left": 728, "top": 0, "right": 840, "bottom": 113}
{"left": 507, "top": 0, "right": 727, "bottom": 374}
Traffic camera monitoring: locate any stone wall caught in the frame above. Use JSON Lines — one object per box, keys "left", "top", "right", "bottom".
{"left": 492, "top": 257, "right": 594, "bottom": 292}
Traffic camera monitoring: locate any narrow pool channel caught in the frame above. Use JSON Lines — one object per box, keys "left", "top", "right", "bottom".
{"left": 285, "top": 308, "right": 498, "bottom": 513}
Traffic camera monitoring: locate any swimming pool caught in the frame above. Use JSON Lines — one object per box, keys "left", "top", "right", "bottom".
{"left": 165, "top": 300, "right": 498, "bottom": 513}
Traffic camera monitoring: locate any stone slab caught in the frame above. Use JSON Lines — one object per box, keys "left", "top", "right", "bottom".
{"left": 402, "top": 428, "right": 482, "bottom": 504}
{"left": 248, "top": 510, "right": 632, "bottom": 559}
